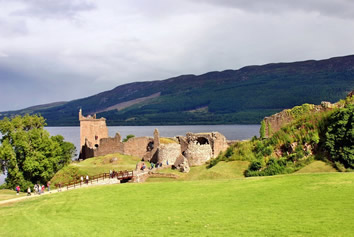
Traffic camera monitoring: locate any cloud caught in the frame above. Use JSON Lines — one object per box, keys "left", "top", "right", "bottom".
{"left": 193, "top": 0, "right": 354, "bottom": 19}
{"left": 0, "top": 0, "right": 354, "bottom": 111}
{"left": 9, "top": 0, "right": 96, "bottom": 19}
{"left": 0, "top": 52, "right": 8, "bottom": 58}
{"left": 0, "top": 17, "right": 28, "bottom": 37}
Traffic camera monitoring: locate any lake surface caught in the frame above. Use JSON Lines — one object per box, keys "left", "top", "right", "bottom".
{"left": 0, "top": 125, "right": 260, "bottom": 185}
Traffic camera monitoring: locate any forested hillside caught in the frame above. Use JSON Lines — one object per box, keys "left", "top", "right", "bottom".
{"left": 1, "top": 55, "right": 354, "bottom": 126}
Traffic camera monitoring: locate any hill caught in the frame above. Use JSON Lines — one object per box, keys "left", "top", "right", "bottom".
{"left": 1, "top": 55, "right": 354, "bottom": 126}
{"left": 1, "top": 173, "right": 354, "bottom": 236}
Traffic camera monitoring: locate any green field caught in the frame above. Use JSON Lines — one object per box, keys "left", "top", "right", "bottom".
{"left": 1, "top": 172, "right": 354, "bottom": 236}
{"left": 296, "top": 161, "right": 337, "bottom": 174}
{"left": 0, "top": 189, "right": 26, "bottom": 201}
{"left": 147, "top": 161, "right": 249, "bottom": 182}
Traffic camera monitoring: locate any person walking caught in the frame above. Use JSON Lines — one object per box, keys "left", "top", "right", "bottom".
{"left": 16, "top": 185, "right": 20, "bottom": 195}
{"left": 80, "top": 176, "right": 84, "bottom": 185}
{"left": 86, "top": 175, "right": 89, "bottom": 184}
{"left": 47, "top": 181, "right": 51, "bottom": 193}
{"left": 27, "top": 187, "right": 31, "bottom": 196}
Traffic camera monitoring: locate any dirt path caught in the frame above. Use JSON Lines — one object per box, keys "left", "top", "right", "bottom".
{"left": 0, "top": 178, "right": 120, "bottom": 206}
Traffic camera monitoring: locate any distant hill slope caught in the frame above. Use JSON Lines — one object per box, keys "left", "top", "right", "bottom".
{"left": 1, "top": 55, "right": 354, "bottom": 126}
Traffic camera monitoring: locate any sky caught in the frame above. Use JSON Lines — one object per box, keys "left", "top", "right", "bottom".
{"left": 1, "top": 0, "right": 354, "bottom": 111}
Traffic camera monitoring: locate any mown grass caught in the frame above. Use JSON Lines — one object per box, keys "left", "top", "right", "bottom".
{"left": 0, "top": 189, "right": 26, "bottom": 201}
{"left": 1, "top": 173, "right": 354, "bottom": 236}
{"left": 148, "top": 161, "right": 249, "bottom": 182}
{"left": 296, "top": 160, "right": 337, "bottom": 174}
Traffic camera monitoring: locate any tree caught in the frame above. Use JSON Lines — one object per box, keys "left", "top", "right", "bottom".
{"left": 0, "top": 115, "right": 76, "bottom": 189}
{"left": 123, "top": 134, "right": 135, "bottom": 142}
{"left": 325, "top": 104, "right": 354, "bottom": 169}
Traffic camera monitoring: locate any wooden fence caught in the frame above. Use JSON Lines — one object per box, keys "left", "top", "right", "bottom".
{"left": 55, "top": 170, "right": 134, "bottom": 190}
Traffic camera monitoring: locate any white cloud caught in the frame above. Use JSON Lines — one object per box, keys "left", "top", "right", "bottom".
{"left": 0, "top": 0, "right": 354, "bottom": 111}
{"left": 0, "top": 52, "right": 8, "bottom": 57}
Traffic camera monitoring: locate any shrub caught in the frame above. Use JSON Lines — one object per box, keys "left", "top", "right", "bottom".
{"left": 123, "top": 134, "right": 135, "bottom": 142}
{"left": 324, "top": 104, "right": 354, "bottom": 169}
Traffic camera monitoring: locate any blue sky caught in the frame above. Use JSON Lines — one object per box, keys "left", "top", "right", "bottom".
{"left": 1, "top": 0, "right": 354, "bottom": 111}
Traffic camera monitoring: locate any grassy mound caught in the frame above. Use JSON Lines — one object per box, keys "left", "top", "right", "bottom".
{"left": 51, "top": 153, "right": 142, "bottom": 185}
{"left": 1, "top": 173, "right": 354, "bottom": 236}
{"left": 296, "top": 161, "right": 337, "bottom": 173}
{"left": 148, "top": 161, "right": 249, "bottom": 182}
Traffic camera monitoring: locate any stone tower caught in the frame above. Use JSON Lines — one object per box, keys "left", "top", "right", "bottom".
{"left": 79, "top": 109, "right": 108, "bottom": 152}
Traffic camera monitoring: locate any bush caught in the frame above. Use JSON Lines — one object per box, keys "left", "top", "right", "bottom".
{"left": 123, "top": 134, "right": 135, "bottom": 142}
{"left": 325, "top": 104, "right": 354, "bottom": 169}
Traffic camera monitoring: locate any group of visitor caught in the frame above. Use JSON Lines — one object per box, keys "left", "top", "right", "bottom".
{"left": 136, "top": 161, "right": 166, "bottom": 171}
{"left": 109, "top": 170, "right": 118, "bottom": 178}
{"left": 150, "top": 162, "right": 163, "bottom": 170}
{"left": 80, "top": 175, "right": 90, "bottom": 184}
{"left": 15, "top": 181, "right": 51, "bottom": 196}
{"left": 33, "top": 184, "right": 45, "bottom": 195}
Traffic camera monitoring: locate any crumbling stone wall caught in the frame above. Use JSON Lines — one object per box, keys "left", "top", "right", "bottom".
{"left": 79, "top": 109, "right": 108, "bottom": 157}
{"left": 95, "top": 133, "right": 124, "bottom": 157}
{"left": 263, "top": 110, "right": 293, "bottom": 138}
{"left": 79, "top": 109, "right": 108, "bottom": 148}
{"left": 263, "top": 101, "right": 336, "bottom": 137}
{"left": 157, "top": 143, "right": 181, "bottom": 165}
{"left": 124, "top": 137, "right": 153, "bottom": 158}
{"left": 210, "top": 132, "right": 229, "bottom": 157}
{"left": 79, "top": 110, "right": 229, "bottom": 167}
{"left": 184, "top": 142, "right": 213, "bottom": 166}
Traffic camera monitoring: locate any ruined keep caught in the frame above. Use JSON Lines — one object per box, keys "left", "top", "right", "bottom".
{"left": 79, "top": 110, "right": 229, "bottom": 169}
{"left": 79, "top": 109, "right": 108, "bottom": 159}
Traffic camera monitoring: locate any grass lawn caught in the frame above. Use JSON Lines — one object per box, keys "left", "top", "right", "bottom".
{"left": 147, "top": 161, "right": 249, "bottom": 182}
{"left": 0, "top": 189, "right": 26, "bottom": 201}
{"left": 1, "top": 172, "right": 354, "bottom": 236}
{"left": 296, "top": 160, "right": 337, "bottom": 173}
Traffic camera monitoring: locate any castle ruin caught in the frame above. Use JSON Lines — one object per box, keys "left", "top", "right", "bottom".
{"left": 79, "top": 110, "right": 229, "bottom": 170}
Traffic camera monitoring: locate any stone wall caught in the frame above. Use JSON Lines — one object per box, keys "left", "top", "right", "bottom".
{"left": 263, "top": 110, "right": 293, "bottom": 137}
{"left": 158, "top": 143, "right": 181, "bottom": 165}
{"left": 210, "top": 132, "right": 229, "bottom": 157}
{"left": 263, "top": 101, "right": 336, "bottom": 137}
{"left": 79, "top": 109, "right": 108, "bottom": 154}
{"left": 78, "top": 112, "right": 229, "bottom": 168}
{"left": 123, "top": 137, "right": 153, "bottom": 158}
{"left": 95, "top": 133, "right": 124, "bottom": 157}
{"left": 184, "top": 142, "right": 213, "bottom": 166}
